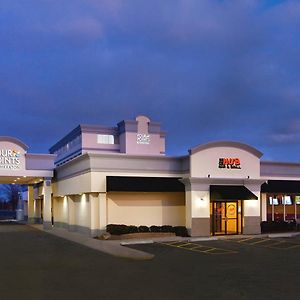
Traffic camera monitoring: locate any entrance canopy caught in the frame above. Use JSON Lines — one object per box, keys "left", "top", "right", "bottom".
{"left": 210, "top": 185, "right": 258, "bottom": 201}
{"left": 261, "top": 180, "right": 300, "bottom": 193}
{"left": 0, "top": 136, "right": 56, "bottom": 184}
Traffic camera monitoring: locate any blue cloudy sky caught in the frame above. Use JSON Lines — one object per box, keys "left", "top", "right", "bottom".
{"left": 1, "top": 0, "right": 300, "bottom": 161}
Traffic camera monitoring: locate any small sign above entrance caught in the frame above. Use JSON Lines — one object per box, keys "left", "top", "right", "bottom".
{"left": 218, "top": 158, "right": 241, "bottom": 169}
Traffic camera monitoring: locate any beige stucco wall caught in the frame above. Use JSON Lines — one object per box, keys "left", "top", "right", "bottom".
{"left": 190, "top": 147, "right": 260, "bottom": 179}
{"left": 73, "top": 194, "right": 91, "bottom": 228}
{"left": 53, "top": 173, "right": 92, "bottom": 196}
{"left": 107, "top": 192, "right": 185, "bottom": 226}
{"left": 34, "top": 199, "right": 42, "bottom": 219}
{"left": 53, "top": 196, "right": 68, "bottom": 224}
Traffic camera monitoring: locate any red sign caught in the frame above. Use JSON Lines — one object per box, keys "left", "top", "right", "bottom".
{"left": 219, "top": 158, "right": 241, "bottom": 169}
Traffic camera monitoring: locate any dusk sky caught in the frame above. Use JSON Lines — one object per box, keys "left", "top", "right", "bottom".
{"left": 1, "top": 0, "right": 300, "bottom": 161}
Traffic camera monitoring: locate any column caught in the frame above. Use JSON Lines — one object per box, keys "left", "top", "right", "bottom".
{"left": 183, "top": 179, "right": 210, "bottom": 237}
{"left": 261, "top": 193, "right": 267, "bottom": 222}
{"left": 27, "top": 185, "right": 35, "bottom": 223}
{"left": 243, "top": 183, "right": 261, "bottom": 234}
{"left": 99, "top": 193, "right": 107, "bottom": 233}
{"left": 90, "top": 193, "right": 100, "bottom": 237}
{"left": 43, "top": 178, "right": 52, "bottom": 230}
{"left": 68, "top": 196, "right": 76, "bottom": 231}
{"left": 190, "top": 189, "right": 210, "bottom": 236}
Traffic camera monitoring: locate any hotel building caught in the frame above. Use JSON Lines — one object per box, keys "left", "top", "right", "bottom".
{"left": 1, "top": 115, "right": 300, "bottom": 236}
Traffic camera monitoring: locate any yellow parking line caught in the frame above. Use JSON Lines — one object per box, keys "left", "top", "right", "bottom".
{"left": 237, "top": 237, "right": 255, "bottom": 243}
{"left": 250, "top": 239, "right": 271, "bottom": 245}
{"left": 203, "top": 248, "right": 237, "bottom": 255}
{"left": 190, "top": 247, "right": 213, "bottom": 253}
{"left": 261, "top": 240, "right": 284, "bottom": 247}
{"left": 158, "top": 242, "right": 238, "bottom": 255}
{"left": 163, "top": 241, "right": 187, "bottom": 246}
{"left": 202, "top": 247, "right": 217, "bottom": 252}
{"left": 176, "top": 243, "right": 192, "bottom": 248}
{"left": 189, "top": 246, "right": 203, "bottom": 250}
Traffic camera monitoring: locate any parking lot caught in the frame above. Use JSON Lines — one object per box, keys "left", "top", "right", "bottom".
{"left": 127, "top": 235, "right": 300, "bottom": 299}
{"left": 1, "top": 222, "right": 299, "bottom": 300}
{"left": 154, "top": 236, "right": 300, "bottom": 256}
{"left": 138, "top": 235, "right": 300, "bottom": 256}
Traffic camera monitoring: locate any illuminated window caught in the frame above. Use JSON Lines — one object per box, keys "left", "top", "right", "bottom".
{"left": 97, "top": 134, "right": 114, "bottom": 144}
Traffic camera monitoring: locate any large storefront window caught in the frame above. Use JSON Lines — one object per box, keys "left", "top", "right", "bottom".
{"left": 267, "top": 194, "right": 300, "bottom": 221}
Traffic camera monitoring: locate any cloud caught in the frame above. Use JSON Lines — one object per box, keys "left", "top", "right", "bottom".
{"left": 38, "top": 17, "right": 104, "bottom": 41}
{"left": 1, "top": 0, "right": 300, "bottom": 161}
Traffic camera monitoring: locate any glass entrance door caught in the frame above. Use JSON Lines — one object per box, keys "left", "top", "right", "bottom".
{"left": 212, "top": 201, "right": 239, "bottom": 235}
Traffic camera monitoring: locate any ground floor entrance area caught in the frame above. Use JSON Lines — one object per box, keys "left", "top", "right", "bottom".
{"left": 211, "top": 200, "right": 243, "bottom": 235}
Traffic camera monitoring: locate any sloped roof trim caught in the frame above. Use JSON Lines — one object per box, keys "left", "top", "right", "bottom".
{"left": 189, "top": 141, "right": 263, "bottom": 158}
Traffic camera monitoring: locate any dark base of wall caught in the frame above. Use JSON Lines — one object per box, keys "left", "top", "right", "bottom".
{"left": 43, "top": 221, "right": 53, "bottom": 230}
{"left": 54, "top": 222, "right": 69, "bottom": 230}
{"left": 191, "top": 218, "right": 210, "bottom": 237}
{"left": 53, "top": 222, "right": 104, "bottom": 237}
{"left": 243, "top": 216, "right": 261, "bottom": 234}
{"left": 28, "top": 217, "right": 43, "bottom": 224}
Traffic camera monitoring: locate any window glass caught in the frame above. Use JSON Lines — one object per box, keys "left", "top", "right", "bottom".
{"left": 97, "top": 134, "right": 114, "bottom": 144}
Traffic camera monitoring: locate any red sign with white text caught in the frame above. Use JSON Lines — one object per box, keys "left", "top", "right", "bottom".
{"left": 219, "top": 158, "right": 241, "bottom": 169}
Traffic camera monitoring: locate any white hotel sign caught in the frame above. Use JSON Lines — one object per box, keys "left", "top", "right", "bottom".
{"left": 0, "top": 149, "right": 22, "bottom": 170}
{"left": 137, "top": 134, "right": 150, "bottom": 145}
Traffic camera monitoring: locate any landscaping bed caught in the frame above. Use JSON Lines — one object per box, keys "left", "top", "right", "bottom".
{"left": 261, "top": 220, "right": 299, "bottom": 233}
{"left": 98, "top": 232, "right": 176, "bottom": 240}
{"left": 98, "top": 224, "right": 189, "bottom": 240}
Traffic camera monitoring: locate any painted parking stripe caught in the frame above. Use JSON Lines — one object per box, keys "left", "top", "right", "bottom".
{"left": 158, "top": 242, "right": 238, "bottom": 255}
{"left": 250, "top": 238, "right": 272, "bottom": 245}
{"left": 237, "top": 237, "right": 256, "bottom": 243}
{"left": 163, "top": 241, "right": 188, "bottom": 246}
{"left": 179, "top": 243, "right": 201, "bottom": 249}
{"left": 225, "top": 237, "right": 285, "bottom": 247}
{"left": 204, "top": 248, "right": 238, "bottom": 255}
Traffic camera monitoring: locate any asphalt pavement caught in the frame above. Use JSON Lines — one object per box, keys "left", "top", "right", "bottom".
{"left": 0, "top": 222, "right": 299, "bottom": 300}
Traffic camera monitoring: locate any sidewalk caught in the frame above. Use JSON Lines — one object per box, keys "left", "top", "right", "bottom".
{"left": 29, "top": 224, "right": 154, "bottom": 260}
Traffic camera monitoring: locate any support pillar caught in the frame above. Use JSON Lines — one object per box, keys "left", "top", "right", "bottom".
{"left": 182, "top": 179, "right": 210, "bottom": 237}
{"left": 68, "top": 196, "right": 76, "bottom": 232}
{"left": 243, "top": 184, "right": 262, "bottom": 234}
{"left": 27, "top": 185, "right": 35, "bottom": 223}
{"left": 261, "top": 193, "right": 267, "bottom": 222}
{"left": 99, "top": 193, "right": 107, "bottom": 233}
{"left": 90, "top": 193, "right": 100, "bottom": 237}
{"left": 43, "top": 178, "right": 52, "bottom": 230}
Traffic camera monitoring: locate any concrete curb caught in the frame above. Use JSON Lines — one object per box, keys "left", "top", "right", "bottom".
{"left": 268, "top": 232, "right": 300, "bottom": 238}
{"left": 188, "top": 237, "right": 218, "bottom": 242}
{"left": 120, "top": 240, "right": 154, "bottom": 246}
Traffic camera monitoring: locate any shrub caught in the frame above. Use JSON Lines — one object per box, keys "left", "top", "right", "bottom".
{"left": 127, "top": 225, "right": 138, "bottom": 233}
{"left": 106, "top": 224, "right": 129, "bottom": 235}
{"left": 174, "top": 226, "right": 189, "bottom": 237}
{"left": 150, "top": 225, "right": 162, "bottom": 232}
{"left": 260, "top": 220, "right": 296, "bottom": 233}
{"left": 138, "top": 226, "right": 150, "bottom": 233}
{"left": 161, "top": 225, "right": 174, "bottom": 233}
{"left": 106, "top": 224, "right": 189, "bottom": 236}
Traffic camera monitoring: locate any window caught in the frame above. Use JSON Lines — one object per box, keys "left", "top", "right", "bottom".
{"left": 97, "top": 134, "right": 114, "bottom": 144}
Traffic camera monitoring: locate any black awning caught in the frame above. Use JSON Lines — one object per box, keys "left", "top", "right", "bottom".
{"left": 106, "top": 176, "right": 185, "bottom": 192}
{"left": 210, "top": 185, "right": 258, "bottom": 201}
{"left": 261, "top": 180, "right": 300, "bottom": 193}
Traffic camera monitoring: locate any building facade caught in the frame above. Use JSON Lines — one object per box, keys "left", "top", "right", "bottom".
{"left": 1, "top": 116, "right": 300, "bottom": 237}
